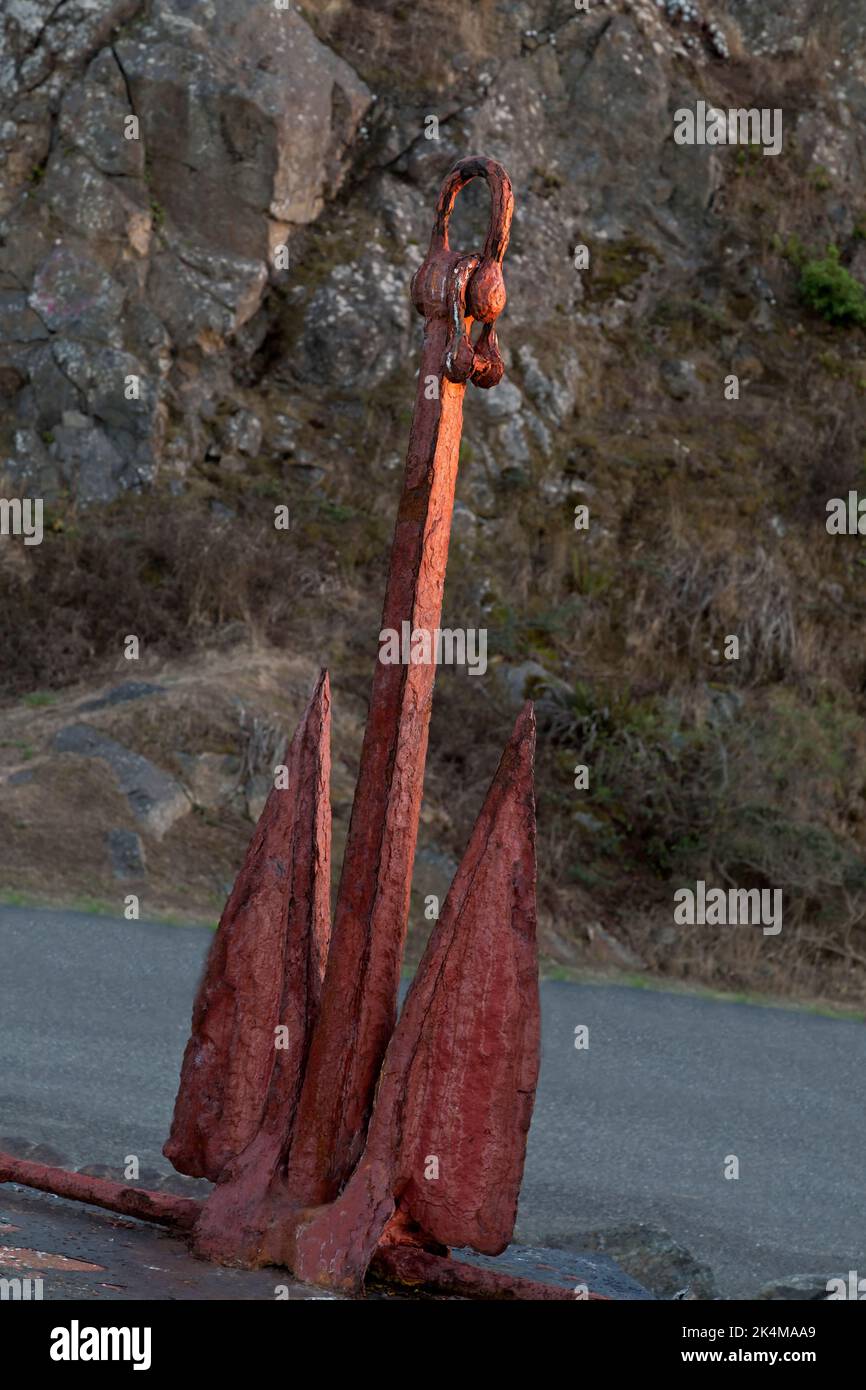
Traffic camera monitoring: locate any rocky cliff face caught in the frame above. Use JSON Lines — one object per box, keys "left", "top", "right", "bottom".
{"left": 2, "top": 0, "right": 866, "bottom": 1003}
{"left": 0, "top": 0, "right": 371, "bottom": 501}
{"left": 6, "top": 0, "right": 857, "bottom": 506}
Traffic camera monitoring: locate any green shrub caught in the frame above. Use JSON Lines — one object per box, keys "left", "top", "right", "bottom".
{"left": 799, "top": 245, "right": 866, "bottom": 326}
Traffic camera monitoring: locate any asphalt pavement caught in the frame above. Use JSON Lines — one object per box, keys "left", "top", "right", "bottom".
{"left": 1, "top": 906, "right": 862, "bottom": 1297}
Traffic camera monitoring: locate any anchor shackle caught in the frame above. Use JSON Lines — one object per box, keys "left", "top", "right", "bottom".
{"left": 410, "top": 156, "right": 514, "bottom": 389}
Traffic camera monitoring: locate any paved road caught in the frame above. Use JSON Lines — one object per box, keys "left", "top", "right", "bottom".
{"left": 1, "top": 906, "right": 862, "bottom": 1297}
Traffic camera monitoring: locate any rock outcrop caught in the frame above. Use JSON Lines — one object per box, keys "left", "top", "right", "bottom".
{"left": 5, "top": 0, "right": 863, "bottom": 511}
{"left": 1, "top": 0, "right": 371, "bottom": 502}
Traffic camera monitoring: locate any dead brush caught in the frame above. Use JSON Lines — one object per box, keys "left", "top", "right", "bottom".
{"left": 630, "top": 541, "right": 796, "bottom": 685}
{"left": 235, "top": 707, "right": 287, "bottom": 792}
{"left": 0, "top": 495, "right": 340, "bottom": 697}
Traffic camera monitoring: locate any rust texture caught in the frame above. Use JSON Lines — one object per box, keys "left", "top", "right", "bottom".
{"left": 370, "top": 1245, "right": 610, "bottom": 1302}
{"left": 0, "top": 1154, "right": 201, "bottom": 1231}
{"left": 0, "top": 158, "right": 607, "bottom": 1301}
{"left": 284, "top": 156, "right": 515, "bottom": 1208}
{"left": 289, "top": 704, "right": 539, "bottom": 1291}
{"left": 164, "top": 671, "right": 331, "bottom": 1184}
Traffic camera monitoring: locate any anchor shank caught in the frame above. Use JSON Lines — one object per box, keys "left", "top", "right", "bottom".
{"left": 287, "top": 316, "right": 466, "bottom": 1203}
{"left": 287, "top": 157, "right": 513, "bottom": 1207}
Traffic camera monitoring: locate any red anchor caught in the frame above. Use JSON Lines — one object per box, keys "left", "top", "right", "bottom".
{"left": 1, "top": 158, "right": 604, "bottom": 1300}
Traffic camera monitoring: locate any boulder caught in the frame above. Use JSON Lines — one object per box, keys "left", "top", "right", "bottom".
{"left": 1, "top": 0, "right": 371, "bottom": 497}
{"left": 52, "top": 723, "right": 189, "bottom": 838}
{"left": 545, "top": 1223, "right": 718, "bottom": 1301}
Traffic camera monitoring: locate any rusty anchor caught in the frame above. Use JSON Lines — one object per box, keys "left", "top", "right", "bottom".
{"left": 0, "top": 158, "right": 602, "bottom": 1300}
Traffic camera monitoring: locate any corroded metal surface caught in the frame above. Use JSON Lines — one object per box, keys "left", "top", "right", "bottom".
{"left": 284, "top": 156, "right": 515, "bottom": 1207}
{"left": 0, "top": 1154, "right": 201, "bottom": 1231}
{"left": 165, "top": 672, "right": 331, "bottom": 1187}
{"left": 288, "top": 704, "right": 539, "bottom": 1291}
{"left": 370, "top": 1245, "right": 611, "bottom": 1302}
{"left": 1, "top": 1184, "right": 646, "bottom": 1300}
{"left": 0, "top": 157, "right": 602, "bottom": 1301}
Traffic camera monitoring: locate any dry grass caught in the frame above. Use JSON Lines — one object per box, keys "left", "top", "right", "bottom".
{"left": 629, "top": 538, "right": 797, "bottom": 684}
{"left": 0, "top": 491, "right": 382, "bottom": 698}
